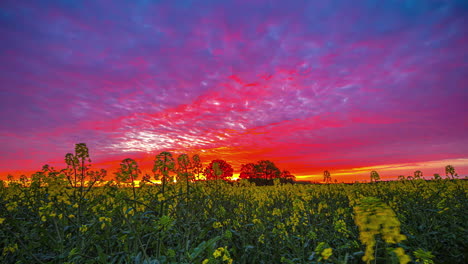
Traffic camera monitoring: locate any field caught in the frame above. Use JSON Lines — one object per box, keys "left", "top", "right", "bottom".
{"left": 1, "top": 178, "right": 467, "bottom": 264}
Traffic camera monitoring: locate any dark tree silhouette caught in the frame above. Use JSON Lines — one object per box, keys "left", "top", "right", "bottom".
{"left": 239, "top": 163, "right": 256, "bottom": 179}
{"left": 255, "top": 160, "right": 281, "bottom": 180}
{"left": 323, "top": 170, "right": 331, "bottom": 183}
{"left": 204, "top": 160, "right": 233, "bottom": 180}
{"left": 414, "top": 170, "right": 423, "bottom": 179}
{"left": 445, "top": 165, "right": 457, "bottom": 179}
{"left": 370, "top": 170, "right": 380, "bottom": 182}
{"left": 280, "top": 170, "right": 295, "bottom": 183}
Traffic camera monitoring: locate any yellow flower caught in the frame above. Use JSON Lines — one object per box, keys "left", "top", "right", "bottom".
{"left": 2, "top": 243, "right": 18, "bottom": 255}
{"left": 258, "top": 234, "right": 265, "bottom": 244}
{"left": 79, "top": 225, "right": 88, "bottom": 233}
{"left": 0, "top": 218, "right": 5, "bottom": 224}
{"left": 213, "top": 247, "right": 223, "bottom": 258}
{"left": 252, "top": 218, "right": 261, "bottom": 225}
{"left": 41, "top": 215, "right": 47, "bottom": 222}
{"left": 202, "top": 259, "right": 209, "bottom": 264}
{"left": 157, "top": 193, "right": 166, "bottom": 201}
{"left": 212, "top": 221, "right": 223, "bottom": 229}
{"left": 322, "top": 247, "right": 333, "bottom": 260}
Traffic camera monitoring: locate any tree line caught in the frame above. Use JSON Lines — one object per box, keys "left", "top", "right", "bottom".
{"left": 6, "top": 143, "right": 296, "bottom": 188}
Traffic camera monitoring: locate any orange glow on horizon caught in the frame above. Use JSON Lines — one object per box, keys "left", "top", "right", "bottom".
{"left": 1, "top": 157, "right": 466, "bottom": 182}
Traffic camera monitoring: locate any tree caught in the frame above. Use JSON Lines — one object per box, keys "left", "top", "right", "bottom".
{"left": 414, "top": 170, "right": 423, "bottom": 179}
{"left": 255, "top": 160, "right": 281, "bottom": 180}
{"left": 433, "top": 173, "right": 441, "bottom": 180}
{"left": 280, "top": 170, "right": 295, "bottom": 183}
{"left": 370, "top": 170, "right": 380, "bottom": 182}
{"left": 323, "top": 170, "right": 331, "bottom": 183}
{"left": 239, "top": 163, "right": 256, "bottom": 179}
{"left": 192, "top": 154, "right": 203, "bottom": 180}
{"left": 445, "top": 165, "right": 457, "bottom": 179}
{"left": 397, "top": 175, "right": 406, "bottom": 181}
{"left": 204, "top": 160, "right": 233, "bottom": 181}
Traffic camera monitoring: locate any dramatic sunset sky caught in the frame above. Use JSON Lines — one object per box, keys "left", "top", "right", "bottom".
{"left": 1, "top": 0, "right": 467, "bottom": 182}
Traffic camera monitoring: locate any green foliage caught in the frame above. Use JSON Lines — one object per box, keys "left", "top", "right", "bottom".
{"left": 1, "top": 145, "right": 467, "bottom": 263}
{"left": 1, "top": 179, "right": 467, "bottom": 263}
{"left": 353, "top": 197, "right": 409, "bottom": 263}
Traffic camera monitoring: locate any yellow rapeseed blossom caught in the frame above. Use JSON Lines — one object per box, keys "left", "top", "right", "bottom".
{"left": 322, "top": 247, "right": 333, "bottom": 260}
{"left": 157, "top": 193, "right": 165, "bottom": 201}
{"left": 258, "top": 234, "right": 265, "bottom": 244}
{"left": 213, "top": 247, "right": 223, "bottom": 258}
{"left": 79, "top": 225, "right": 88, "bottom": 233}
{"left": 212, "top": 221, "right": 223, "bottom": 229}
{"left": 2, "top": 243, "right": 18, "bottom": 255}
{"left": 0, "top": 218, "right": 5, "bottom": 224}
{"left": 354, "top": 197, "right": 410, "bottom": 264}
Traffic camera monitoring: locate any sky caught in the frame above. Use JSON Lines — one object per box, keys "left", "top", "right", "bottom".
{"left": 1, "top": 0, "right": 467, "bottom": 182}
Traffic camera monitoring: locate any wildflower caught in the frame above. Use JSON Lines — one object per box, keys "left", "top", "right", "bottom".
{"left": 258, "top": 234, "right": 265, "bottom": 244}
{"left": 2, "top": 243, "right": 18, "bottom": 255}
{"left": 0, "top": 218, "right": 5, "bottom": 224}
{"left": 79, "top": 225, "right": 88, "bottom": 233}
{"left": 414, "top": 248, "right": 435, "bottom": 264}
{"left": 213, "top": 247, "right": 223, "bottom": 258}
{"left": 354, "top": 197, "right": 410, "bottom": 263}
{"left": 252, "top": 218, "right": 261, "bottom": 225}
{"left": 212, "top": 221, "right": 223, "bottom": 229}
{"left": 157, "top": 193, "right": 165, "bottom": 202}
{"left": 393, "top": 247, "right": 411, "bottom": 264}
{"left": 322, "top": 247, "right": 333, "bottom": 260}
{"left": 315, "top": 242, "right": 333, "bottom": 261}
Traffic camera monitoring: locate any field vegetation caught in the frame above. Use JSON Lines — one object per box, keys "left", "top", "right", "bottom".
{"left": 1, "top": 144, "right": 466, "bottom": 263}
